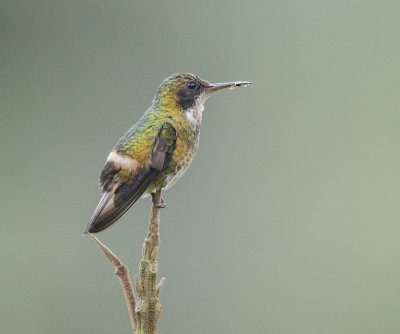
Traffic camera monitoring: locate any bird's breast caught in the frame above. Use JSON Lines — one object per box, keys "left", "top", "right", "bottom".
{"left": 162, "top": 131, "right": 199, "bottom": 189}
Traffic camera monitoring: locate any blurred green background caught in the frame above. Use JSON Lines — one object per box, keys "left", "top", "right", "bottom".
{"left": 1, "top": 0, "right": 399, "bottom": 333}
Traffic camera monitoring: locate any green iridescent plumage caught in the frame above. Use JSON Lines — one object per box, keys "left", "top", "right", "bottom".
{"left": 85, "top": 73, "right": 251, "bottom": 234}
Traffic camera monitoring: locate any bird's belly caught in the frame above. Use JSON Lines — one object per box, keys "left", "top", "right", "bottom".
{"left": 163, "top": 147, "right": 196, "bottom": 189}
{"left": 144, "top": 132, "right": 199, "bottom": 194}
{"left": 143, "top": 153, "right": 195, "bottom": 196}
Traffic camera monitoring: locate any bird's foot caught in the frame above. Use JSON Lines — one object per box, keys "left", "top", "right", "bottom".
{"left": 151, "top": 192, "right": 166, "bottom": 208}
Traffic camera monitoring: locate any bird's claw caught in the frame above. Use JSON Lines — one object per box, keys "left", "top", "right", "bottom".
{"left": 152, "top": 193, "right": 166, "bottom": 208}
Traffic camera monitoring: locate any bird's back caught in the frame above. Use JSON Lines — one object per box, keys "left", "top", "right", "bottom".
{"left": 115, "top": 106, "right": 200, "bottom": 191}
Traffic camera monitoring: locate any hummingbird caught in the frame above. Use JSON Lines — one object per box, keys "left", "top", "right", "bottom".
{"left": 84, "top": 73, "right": 251, "bottom": 234}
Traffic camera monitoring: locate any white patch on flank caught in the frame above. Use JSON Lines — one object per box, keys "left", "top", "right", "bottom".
{"left": 107, "top": 151, "right": 140, "bottom": 171}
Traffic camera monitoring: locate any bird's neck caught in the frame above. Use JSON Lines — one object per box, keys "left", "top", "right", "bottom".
{"left": 182, "top": 101, "right": 204, "bottom": 130}
{"left": 154, "top": 96, "right": 204, "bottom": 131}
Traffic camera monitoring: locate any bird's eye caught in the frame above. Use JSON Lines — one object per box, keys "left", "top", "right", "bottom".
{"left": 187, "top": 81, "right": 196, "bottom": 89}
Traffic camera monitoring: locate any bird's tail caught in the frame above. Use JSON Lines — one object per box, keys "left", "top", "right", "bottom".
{"left": 84, "top": 169, "right": 159, "bottom": 234}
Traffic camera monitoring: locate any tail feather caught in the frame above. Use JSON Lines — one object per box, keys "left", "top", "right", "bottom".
{"left": 84, "top": 168, "right": 159, "bottom": 234}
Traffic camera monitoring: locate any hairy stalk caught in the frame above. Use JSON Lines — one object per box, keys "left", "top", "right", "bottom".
{"left": 136, "top": 189, "right": 164, "bottom": 333}
{"left": 92, "top": 236, "right": 137, "bottom": 332}
{"left": 92, "top": 189, "right": 165, "bottom": 334}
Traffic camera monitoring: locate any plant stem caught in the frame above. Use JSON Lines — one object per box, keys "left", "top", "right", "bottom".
{"left": 136, "top": 189, "right": 163, "bottom": 333}
{"left": 92, "top": 236, "right": 137, "bottom": 332}
{"left": 92, "top": 189, "right": 165, "bottom": 334}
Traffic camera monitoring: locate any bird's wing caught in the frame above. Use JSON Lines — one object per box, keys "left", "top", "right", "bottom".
{"left": 84, "top": 123, "right": 177, "bottom": 234}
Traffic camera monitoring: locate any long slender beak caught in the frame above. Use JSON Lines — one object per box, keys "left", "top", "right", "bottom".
{"left": 206, "top": 81, "right": 252, "bottom": 92}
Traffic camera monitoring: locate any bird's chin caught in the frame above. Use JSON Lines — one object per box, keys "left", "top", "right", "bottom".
{"left": 200, "top": 90, "right": 213, "bottom": 104}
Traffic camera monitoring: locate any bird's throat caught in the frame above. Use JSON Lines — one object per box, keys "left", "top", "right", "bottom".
{"left": 183, "top": 102, "right": 204, "bottom": 129}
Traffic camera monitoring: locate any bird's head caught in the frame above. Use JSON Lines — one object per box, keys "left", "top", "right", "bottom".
{"left": 153, "top": 73, "right": 251, "bottom": 116}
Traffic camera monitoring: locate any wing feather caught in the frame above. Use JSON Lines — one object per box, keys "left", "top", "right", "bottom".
{"left": 84, "top": 123, "right": 177, "bottom": 234}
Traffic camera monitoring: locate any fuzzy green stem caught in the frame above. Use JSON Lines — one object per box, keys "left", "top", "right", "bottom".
{"left": 136, "top": 189, "right": 164, "bottom": 334}
{"left": 92, "top": 236, "right": 137, "bottom": 332}
{"left": 92, "top": 189, "right": 165, "bottom": 334}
